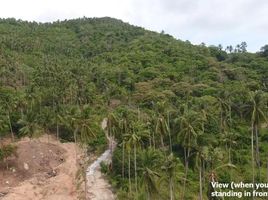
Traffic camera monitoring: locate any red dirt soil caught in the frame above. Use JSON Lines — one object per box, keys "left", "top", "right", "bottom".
{"left": 0, "top": 135, "right": 82, "bottom": 200}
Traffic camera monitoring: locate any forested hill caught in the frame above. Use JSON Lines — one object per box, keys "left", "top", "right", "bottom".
{"left": 0, "top": 17, "right": 267, "bottom": 93}
{"left": 1, "top": 17, "right": 268, "bottom": 199}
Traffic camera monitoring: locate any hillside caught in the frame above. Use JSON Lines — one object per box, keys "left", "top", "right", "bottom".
{"left": 0, "top": 17, "right": 268, "bottom": 199}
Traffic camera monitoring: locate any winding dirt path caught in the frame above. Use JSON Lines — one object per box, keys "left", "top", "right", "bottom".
{"left": 85, "top": 118, "right": 116, "bottom": 200}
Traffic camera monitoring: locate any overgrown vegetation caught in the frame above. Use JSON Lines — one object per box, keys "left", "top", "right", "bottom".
{"left": 0, "top": 17, "right": 268, "bottom": 199}
{"left": 0, "top": 144, "right": 17, "bottom": 168}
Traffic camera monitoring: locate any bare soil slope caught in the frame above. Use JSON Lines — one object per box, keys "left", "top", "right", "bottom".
{"left": 0, "top": 135, "right": 81, "bottom": 200}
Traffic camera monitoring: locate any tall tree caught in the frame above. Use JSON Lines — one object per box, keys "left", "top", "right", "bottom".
{"left": 243, "top": 91, "right": 267, "bottom": 182}
{"left": 177, "top": 110, "right": 202, "bottom": 199}
{"left": 162, "top": 153, "right": 182, "bottom": 200}
{"left": 139, "top": 148, "right": 162, "bottom": 200}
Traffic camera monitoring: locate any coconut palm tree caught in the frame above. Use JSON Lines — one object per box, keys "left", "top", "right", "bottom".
{"left": 0, "top": 87, "right": 16, "bottom": 141}
{"left": 124, "top": 134, "right": 133, "bottom": 194}
{"left": 193, "top": 146, "right": 209, "bottom": 200}
{"left": 60, "top": 105, "right": 97, "bottom": 161}
{"left": 214, "top": 94, "right": 231, "bottom": 135}
{"left": 18, "top": 112, "right": 43, "bottom": 138}
{"left": 139, "top": 148, "right": 162, "bottom": 200}
{"left": 124, "top": 127, "right": 141, "bottom": 193}
{"left": 106, "top": 112, "right": 120, "bottom": 155}
{"left": 154, "top": 101, "right": 173, "bottom": 152}
{"left": 207, "top": 162, "right": 236, "bottom": 200}
{"left": 122, "top": 113, "right": 150, "bottom": 194}
{"left": 155, "top": 116, "right": 168, "bottom": 149}
{"left": 220, "top": 131, "right": 238, "bottom": 164}
{"left": 0, "top": 117, "right": 8, "bottom": 146}
{"left": 161, "top": 153, "right": 182, "bottom": 200}
{"left": 176, "top": 110, "right": 203, "bottom": 199}
{"left": 118, "top": 117, "right": 128, "bottom": 179}
{"left": 243, "top": 91, "right": 267, "bottom": 183}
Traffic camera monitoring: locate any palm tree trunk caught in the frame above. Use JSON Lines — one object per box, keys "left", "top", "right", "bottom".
{"left": 182, "top": 147, "right": 190, "bottom": 200}
{"left": 167, "top": 114, "right": 172, "bottom": 153}
{"left": 254, "top": 124, "right": 261, "bottom": 180}
{"left": 56, "top": 122, "right": 59, "bottom": 141}
{"left": 147, "top": 191, "right": 150, "bottom": 200}
{"left": 74, "top": 127, "right": 78, "bottom": 162}
{"left": 128, "top": 151, "right": 132, "bottom": 194}
{"left": 152, "top": 131, "right": 155, "bottom": 149}
{"left": 149, "top": 132, "right": 152, "bottom": 148}
{"left": 160, "top": 135, "right": 164, "bottom": 148}
{"left": 182, "top": 148, "right": 187, "bottom": 200}
{"left": 251, "top": 122, "right": 255, "bottom": 198}
{"left": 220, "top": 106, "right": 223, "bottom": 134}
{"left": 122, "top": 141, "right": 125, "bottom": 179}
{"left": 169, "top": 177, "right": 173, "bottom": 200}
{"left": 199, "top": 159, "right": 203, "bottom": 200}
{"left": 168, "top": 130, "right": 172, "bottom": 153}
{"left": 168, "top": 132, "right": 172, "bottom": 153}
{"left": 228, "top": 146, "right": 231, "bottom": 163}
{"left": 134, "top": 143, "right": 138, "bottom": 192}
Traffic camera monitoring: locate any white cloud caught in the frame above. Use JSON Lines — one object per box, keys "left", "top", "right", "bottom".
{"left": 0, "top": 0, "right": 267, "bottom": 52}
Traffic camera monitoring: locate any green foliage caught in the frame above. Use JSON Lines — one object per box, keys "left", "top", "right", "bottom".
{"left": 0, "top": 144, "right": 17, "bottom": 162}
{"left": 260, "top": 45, "right": 268, "bottom": 57}
{"left": 0, "top": 17, "right": 268, "bottom": 199}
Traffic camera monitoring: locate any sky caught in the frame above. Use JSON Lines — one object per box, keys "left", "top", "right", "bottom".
{"left": 0, "top": 0, "right": 267, "bottom": 52}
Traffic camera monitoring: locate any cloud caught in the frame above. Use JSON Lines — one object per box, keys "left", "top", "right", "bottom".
{"left": 0, "top": 0, "right": 267, "bottom": 52}
{"left": 126, "top": 0, "right": 268, "bottom": 52}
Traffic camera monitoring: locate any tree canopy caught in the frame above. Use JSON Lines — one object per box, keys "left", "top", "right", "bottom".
{"left": 0, "top": 17, "right": 268, "bottom": 199}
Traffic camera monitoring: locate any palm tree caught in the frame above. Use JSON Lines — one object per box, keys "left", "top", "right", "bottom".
{"left": 155, "top": 116, "right": 168, "bottom": 148}
{"left": 214, "top": 93, "right": 231, "bottom": 135}
{"left": 206, "top": 146, "right": 236, "bottom": 200}
{"left": 161, "top": 153, "right": 182, "bottom": 200}
{"left": 107, "top": 113, "right": 119, "bottom": 138}
{"left": 139, "top": 148, "right": 162, "bottom": 200}
{"left": 208, "top": 163, "right": 236, "bottom": 199}
{"left": 147, "top": 117, "right": 156, "bottom": 149}
{"left": 120, "top": 132, "right": 126, "bottom": 179}
{"left": 124, "top": 127, "right": 141, "bottom": 193}
{"left": 143, "top": 167, "right": 161, "bottom": 200}
{"left": 0, "top": 87, "right": 16, "bottom": 141}
{"left": 119, "top": 117, "right": 128, "bottom": 179}
{"left": 154, "top": 101, "right": 173, "bottom": 152}
{"left": 193, "top": 146, "right": 209, "bottom": 200}
{"left": 107, "top": 113, "right": 119, "bottom": 153}
{"left": 220, "top": 131, "right": 238, "bottom": 164}
{"left": 0, "top": 117, "right": 8, "bottom": 146}
{"left": 60, "top": 105, "right": 96, "bottom": 160}
{"left": 243, "top": 91, "right": 267, "bottom": 183}
{"left": 115, "top": 108, "right": 132, "bottom": 189}
{"left": 124, "top": 135, "right": 132, "bottom": 194}
{"left": 176, "top": 110, "right": 202, "bottom": 199}
{"left": 51, "top": 104, "right": 64, "bottom": 141}
{"left": 122, "top": 114, "right": 150, "bottom": 194}
{"left": 18, "top": 112, "right": 43, "bottom": 138}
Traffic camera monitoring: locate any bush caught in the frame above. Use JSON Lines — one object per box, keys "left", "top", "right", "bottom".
{"left": 0, "top": 144, "right": 17, "bottom": 162}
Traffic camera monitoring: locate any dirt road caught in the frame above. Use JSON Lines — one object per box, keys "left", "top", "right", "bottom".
{"left": 85, "top": 118, "right": 116, "bottom": 200}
